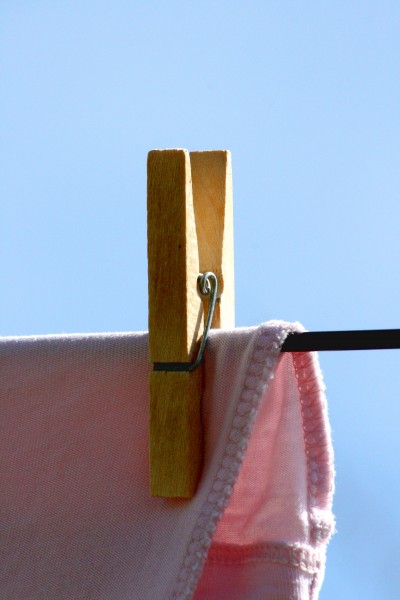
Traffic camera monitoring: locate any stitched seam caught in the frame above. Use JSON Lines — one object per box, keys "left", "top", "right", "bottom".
{"left": 206, "top": 541, "right": 321, "bottom": 575}
{"left": 171, "top": 322, "right": 300, "bottom": 600}
{"left": 291, "top": 350, "right": 335, "bottom": 546}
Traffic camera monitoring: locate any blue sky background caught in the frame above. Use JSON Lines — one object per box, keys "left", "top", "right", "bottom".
{"left": 1, "top": 2, "right": 400, "bottom": 597}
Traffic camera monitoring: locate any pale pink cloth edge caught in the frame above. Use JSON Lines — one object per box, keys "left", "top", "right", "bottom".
{"left": 171, "top": 321, "right": 335, "bottom": 600}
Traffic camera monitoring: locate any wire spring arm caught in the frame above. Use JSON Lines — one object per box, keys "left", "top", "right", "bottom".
{"left": 153, "top": 272, "right": 218, "bottom": 372}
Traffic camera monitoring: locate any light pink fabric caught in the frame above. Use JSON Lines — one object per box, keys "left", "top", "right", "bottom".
{"left": 0, "top": 321, "right": 334, "bottom": 599}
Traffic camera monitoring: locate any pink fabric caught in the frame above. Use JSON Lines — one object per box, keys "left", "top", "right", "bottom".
{"left": 0, "top": 321, "right": 334, "bottom": 599}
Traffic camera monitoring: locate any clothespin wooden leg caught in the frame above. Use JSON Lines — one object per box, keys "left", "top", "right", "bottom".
{"left": 147, "top": 149, "right": 234, "bottom": 498}
{"left": 148, "top": 149, "right": 203, "bottom": 498}
{"left": 190, "top": 151, "right": 235, "bottom": 329}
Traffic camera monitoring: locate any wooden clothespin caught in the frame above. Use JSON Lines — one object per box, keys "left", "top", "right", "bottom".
{"left": 147, "top": 149, "right": 234, "bottom": 498}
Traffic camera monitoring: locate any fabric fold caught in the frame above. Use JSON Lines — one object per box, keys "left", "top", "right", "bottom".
{"left": 0, "top": 321, "right": 334, "bottom": 599}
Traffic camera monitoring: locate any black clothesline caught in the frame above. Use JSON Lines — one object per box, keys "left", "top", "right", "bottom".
{"left": 281, "top": 329, "right": 400, "bottom": 352}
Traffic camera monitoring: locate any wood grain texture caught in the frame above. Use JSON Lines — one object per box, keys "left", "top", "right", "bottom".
{"left": 147, "top": 148, "right": 235, "bottom": 498}
{"left": 190, "top": 150, "right": 235, "bottom": 328}
{"left": 149, "top": 369, "right": 203, "bottom": 497}
{"left": 147, "top": 149, "right": 204, "bottom": 497}
{"left": 148, "top": 149, "right": 203, "bottom": 363}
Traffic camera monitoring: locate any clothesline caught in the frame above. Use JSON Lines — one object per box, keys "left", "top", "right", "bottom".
{"left": 281, "top": 329, "right": 400, "bottom": 352}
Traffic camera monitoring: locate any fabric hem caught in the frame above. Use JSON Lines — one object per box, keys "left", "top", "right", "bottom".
{"left": 291, "top": 351, "right": 335, "bottom": 545}
{"left": 205, "top": 541, "right": 322, "bottom": 575}
{"left": 171, "top": 321, "right": 302, "bottom": 599}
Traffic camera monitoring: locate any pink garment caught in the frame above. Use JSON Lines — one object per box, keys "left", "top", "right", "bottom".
{"left": 0, "top": 321, "right": 334, "bottom": 599}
